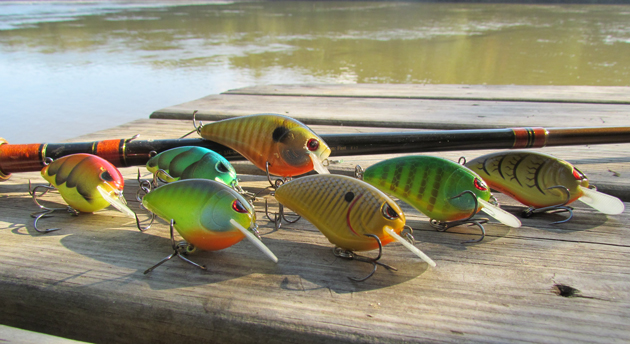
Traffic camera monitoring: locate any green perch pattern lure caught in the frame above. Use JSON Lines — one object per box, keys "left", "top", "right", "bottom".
{"left": 361, "top": 155, "right": 521, "bottom": 242}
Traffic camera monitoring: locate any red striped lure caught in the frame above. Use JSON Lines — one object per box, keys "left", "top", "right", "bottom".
{"left": 465, "top": 151, "right": 624, "bottom": 222}
{"left": 31, "top": 153, "right": 134, "bottom": 232}
{"left": 192, "top": 113, "right": 331, "bottom": 179}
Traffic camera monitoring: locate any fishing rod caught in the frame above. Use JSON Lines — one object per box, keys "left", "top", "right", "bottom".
{"left": 1, "top": 126, "right": 629, "bottom": 181}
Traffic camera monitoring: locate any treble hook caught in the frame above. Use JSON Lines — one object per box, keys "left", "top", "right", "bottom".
{"left": 522, "top": 185, "right": 573, "bottom": 224}
{"left": 134, "top": 176, "right": 155, "bottom": 232}
{"left": 334, "top": 234, "right": 398, "bottom": 282}
{"left": 265, "top": 161, "right": 288, "bottom": 189}
{"left": 30, "top": 184, "right": 79, "bottom": 233}
{"left": 429, "top": 190, "right": 488, "bottom": 244}
{"left": 144, "top": 219, "right": 207, "bottom": 274}
{"left": 354, "top": 165, "right": 364, "bottom": 180}
{"left": 265, "top": 191, "right": 301, "bottom": 230}
{"left": 180, "top": 110, "right": 202, "bottom": 139}
{"left": 231, "top": 180, "right": 257, "bottom": 203}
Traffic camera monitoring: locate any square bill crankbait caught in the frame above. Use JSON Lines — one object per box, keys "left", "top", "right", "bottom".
{"left": 274, "top": 174, "right": 435, "bottom": 282}
{"left": 360, "top": 156, "right": 521, "bottom": 243}
{"left": 194, "top": 113, "right": 331, "bottom": 179}
{"left": 145, "top": 146, "right": 239, "bottom": 189}
{"left": 138, "top": 179, "right": 277, "bottom": 273}
{"left": 464, "top": 150, "right": 625, "bottom": 223}
{"left": 31, "top": 153, "right": 135, "bottom": 233}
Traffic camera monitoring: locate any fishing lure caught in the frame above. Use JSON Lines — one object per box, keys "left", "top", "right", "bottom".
{"left": 192, "top": 113, "right": 331, "bottom": 179}
{"left": 31, "top": 153, "right": 135, "bottom": 232}
{"left": 137, "top": 179, "right": 277, "bottom": 273}
{"left": 360, "top": 156, "right": 521, "bottom": 243}
{"left": 464, "top": 150, "right": 624, "bottom": 222}
{"left": 146, "top": 146, "right": 238, "bottom": 187}
{"left": 274, "top": 174, "right": 435, "bottom": 282}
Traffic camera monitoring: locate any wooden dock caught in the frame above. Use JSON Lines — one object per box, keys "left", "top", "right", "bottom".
{"left": 1, "top": 84, "right": 629, "bottom": 344}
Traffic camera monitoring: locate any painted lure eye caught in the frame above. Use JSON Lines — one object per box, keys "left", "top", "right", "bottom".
{"left": 232, "top": 199, "right": 249, "bottom": 213}
{"left": 307, "top": 138, "right": 319, "bottom": 151}
{"left": 572, "top": 167, "right": 586, "bottom": 181}
{"left": 100, "top": 170, "right": 114, "bottom": 182}
{"left": 474, "top": 177, "right": 488, "bottom": 191}
{"left": 382, "top": 202, "right": 400, "bottom": 220}
{"left": 216, "top": 161, "right": 229, "bottom": 173}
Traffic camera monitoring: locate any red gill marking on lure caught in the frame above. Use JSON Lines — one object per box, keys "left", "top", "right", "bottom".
{"left": 346, "top": 193, "right": 364, "bottom": 236}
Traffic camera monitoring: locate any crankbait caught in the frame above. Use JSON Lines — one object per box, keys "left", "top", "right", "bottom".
{"left": 464, "top": 150, "right": 624, "bottom": 222}
{"left": 137, "top": 179, "right": 277, "bottom": 273}
{"left": 360, "top": 156, "right": 521, "bottom": 243}
{"left": 193, "top": 113, "right": 331, "bottom": 178}
{"left": 274, "top": 174, "right": 435, "bottom": 282}
{"left": 30, "top": 153, "right": 135, "bottom": 232}
{"left": 146, "top": 146, "right": 238, "bottom": 187}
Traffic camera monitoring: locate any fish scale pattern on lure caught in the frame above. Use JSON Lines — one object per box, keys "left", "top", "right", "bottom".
{"left": 275, "top": 174, "right": 435, "bottom": 267}
{"left": 362, "top": 156, "right": 521, "bottom": 227}
{"left": 197, "top": 114, "right": 331, "bottom": 177}
{"left": 41, "top": 153, "right": 134, "bottom": 216}
{"left": 140, "top": 179, "right": 277, "bottom": 262}
{"left": 146, "top": 146, "right": 238, "bottom": 186}
{"left": 464, "top": 150, "right": 624, "bottom": 215}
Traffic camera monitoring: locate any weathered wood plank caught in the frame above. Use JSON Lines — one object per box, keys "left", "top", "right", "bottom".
{"left": 0, "top": 325, "right": 87, "bottom": 344}
{"left": 223, "top": 84, "right": 630, "bottom": 104}
{"left": 1, "top": 117, "right": 629, "bottom": 344}
{"left": 151, "top": 93, "right": 630, "bottom": 129}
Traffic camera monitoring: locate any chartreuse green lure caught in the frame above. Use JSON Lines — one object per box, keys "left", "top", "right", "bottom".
{"left": 465, "top": 150, "right": 624, "bottom": 222}
{"left": 146, "top": 146, "right": 238, "bottom": 187}
{"left": 361, "top": 156, "right": 521, "bottom": 242}
{"left": 275, "top": 174, "right": 435, "bottom": 281}
{"left": 139, "top": 179, "right": 277, "bottom": 273}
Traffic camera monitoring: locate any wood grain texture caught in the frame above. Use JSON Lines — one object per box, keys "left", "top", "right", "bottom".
{"left": 223, "top": 84, "right": 630, "bottom": 104}
{"left": 151, "top": 91, "right": 630, "bottom": 129}
{"left": 2, "top": 85, "right": 630, "bottom": 343}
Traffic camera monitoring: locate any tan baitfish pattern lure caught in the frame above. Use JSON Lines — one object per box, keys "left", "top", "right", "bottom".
{"left": 275, "top": 174, "right": 435, "bottom": 281}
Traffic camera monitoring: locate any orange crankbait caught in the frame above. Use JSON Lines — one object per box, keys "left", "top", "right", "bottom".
{"left": 275, "top": 174, "right": 435, "bottom": 281}
{"left": 465, "top": 151, "right": 624, "bottom": 222}
{"left": 31, "top": 153, "right": 135, "bottom": 232}
{"left": 194, "top": 113, "right": 331, "bottom": 178}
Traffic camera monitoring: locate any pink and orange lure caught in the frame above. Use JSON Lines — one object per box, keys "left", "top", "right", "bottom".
{"left": 197, "top": 114, "right": 331, "bottom": 177}
{"left": 41, "top": 153, "right": 134, "bottom": 216}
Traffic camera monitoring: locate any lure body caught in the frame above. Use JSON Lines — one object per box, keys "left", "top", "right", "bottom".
{"left": 275, "top": 174, "right": 406, "bottom": 252}
{"left": 41, "top": 153, "right": 131, "bottom": 215}
{"left": 464, "top": 151, "right": 587, "bottom": 208}
{"left": 146, "top": 146, "right": 237, "bottom": 186}
{"left": 198, "top": 114, "right": 331, "bottom": 177}
{"left": 363, "top": 156, "right": 492, "bottom": 222}
{"left": 141, "top": 179, "right": 256, "bottom": 251}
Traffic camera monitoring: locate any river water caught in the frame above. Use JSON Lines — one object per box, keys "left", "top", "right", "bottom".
{"left": 1, "top": 1, "right": 629, "bottom": 143}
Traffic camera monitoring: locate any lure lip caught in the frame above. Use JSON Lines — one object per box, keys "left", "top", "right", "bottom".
{"left": 96, "top": 185, "right": 136, "bottom": 218}
{"left": 384, "top": 226, "right": 436, "bottom": 267}
{"left": 309, "top": 152, "right": 330, "bottom": 174}
{"left": 477, "top": 198, "right": 522, "bottom": 228}
{"left": 229, "top": 219, "right": 278, "bottom": 263}
{"left": 578, "top": 187, "right": 625, "bottom": 215}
